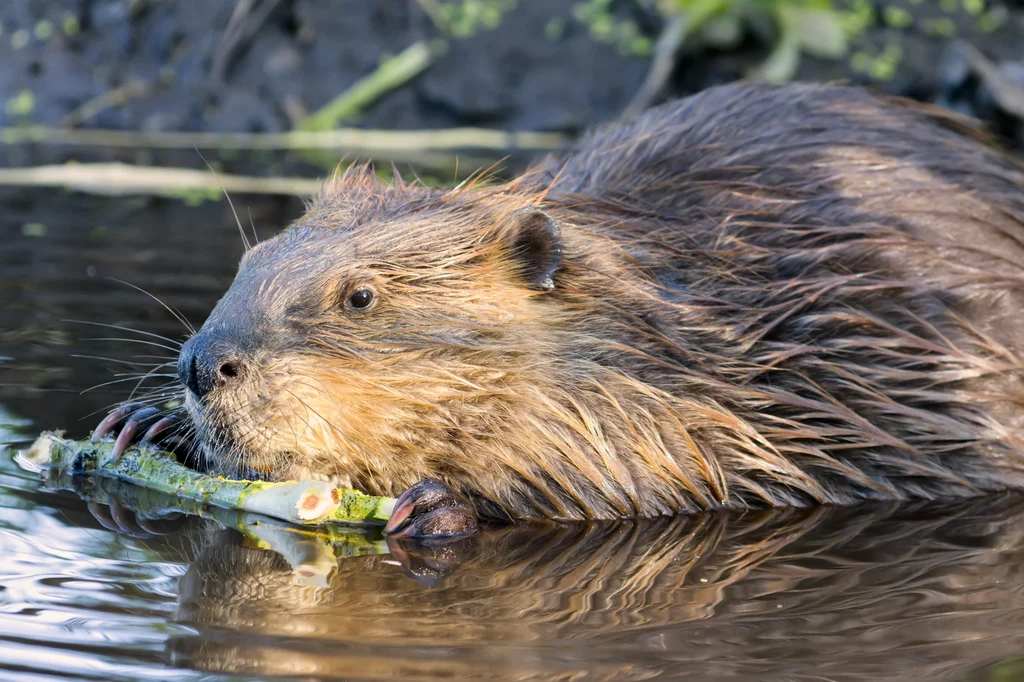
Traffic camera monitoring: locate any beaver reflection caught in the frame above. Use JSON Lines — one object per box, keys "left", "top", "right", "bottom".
{"left": 167, "top": 495, "right": 1024, "bottom": 681}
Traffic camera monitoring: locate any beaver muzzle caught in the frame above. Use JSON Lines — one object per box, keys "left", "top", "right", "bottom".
{"left": 177, "top": 332, "right": 248, "bottom": 401}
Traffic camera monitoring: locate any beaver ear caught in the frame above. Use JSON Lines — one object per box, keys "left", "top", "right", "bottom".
{"left": 498, "top": 207, "right": 562, "bottom": 291}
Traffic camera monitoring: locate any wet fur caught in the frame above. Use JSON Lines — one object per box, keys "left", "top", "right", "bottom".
{"left": 189, "top": 82, "right": 1024, "bottom": 521}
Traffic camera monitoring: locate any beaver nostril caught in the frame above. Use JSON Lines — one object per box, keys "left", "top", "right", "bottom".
{"left": 178, "top": 334, "right": 244, "bottom": 397}
{"left": 217, "top": 361, "right": 239, "bottom": 382}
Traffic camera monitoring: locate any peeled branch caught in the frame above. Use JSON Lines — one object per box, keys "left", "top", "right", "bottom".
{"left": 16, "top": 431, "right": 394, "bottom": 527}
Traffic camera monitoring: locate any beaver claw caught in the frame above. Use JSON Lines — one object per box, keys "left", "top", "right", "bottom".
{"left": 88, "top": 499, "right": 186, "bottom": 539}
{"left": 92, "top": 403, "right": 189, "bottom": 462}
{"left": 383, "top": 478, "right": 478, "bottom": 539}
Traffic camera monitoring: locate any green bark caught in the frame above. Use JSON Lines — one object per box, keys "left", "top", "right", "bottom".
{"left": 16, "top": 432, "right": 394, "bottom": 526}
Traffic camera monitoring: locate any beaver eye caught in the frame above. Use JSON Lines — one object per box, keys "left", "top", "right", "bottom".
{"left": 348, "top": 288, "right": 374, "bottom": 310}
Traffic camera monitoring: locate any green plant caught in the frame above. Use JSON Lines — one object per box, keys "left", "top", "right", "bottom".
{"left": 417, "top": 0, "right": 518, "bottom": 38}
{"left": 573, "top": 0, "right": 656, "bottom": 56}
{"left": 662, "top": 0, "right": 850, "bottom": 81}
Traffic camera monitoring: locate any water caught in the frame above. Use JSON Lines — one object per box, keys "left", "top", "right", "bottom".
{"left": 2, "top": 187, "right": 1024, "bottom": 682}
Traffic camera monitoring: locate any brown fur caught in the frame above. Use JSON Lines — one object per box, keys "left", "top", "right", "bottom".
{"left": 184, "top": 82, "right": 1024, "bottom": 521}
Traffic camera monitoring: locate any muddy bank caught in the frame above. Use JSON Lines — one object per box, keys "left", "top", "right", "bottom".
{"left": 1, "top": 0, "right": 1023, "bottom": 174}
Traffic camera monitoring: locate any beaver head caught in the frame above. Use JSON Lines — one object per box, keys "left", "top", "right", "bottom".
{"left": 177, "top": 169, "right": 576, "bottom": 508}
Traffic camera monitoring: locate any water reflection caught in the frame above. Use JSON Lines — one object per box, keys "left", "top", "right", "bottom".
{"left": 149, "top": 495, "right": 1024, "bottom": 681}
{"left": 0, "top": 455, "right": 199, "bottom": 680}
{"left": 19, "top": 445, "right": 1024, "bottom": 682}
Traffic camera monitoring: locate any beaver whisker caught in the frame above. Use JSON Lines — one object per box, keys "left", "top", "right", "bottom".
{"left": 281, "top": 390, "right": 308, "bottom": 464}
{"left": 104, "top": 277, "right": 196, "bottom": 335}
{"left": 80, "top": 374, "right": 177, "bottom": 394}
{"left": 129, "top": 354, "right": 182, "bottom": 364}
{"left": 126, "top": 381, "right": 183, "bottom": 399}
{"left": 246, "top": 208, "right": 260, "bottom": 249}
{"left": 273, "top": 386, "right": 351, "bottom": 485}
{"left": 222, "top": 182, "right": 250, "bottom": 253}
{"left": 125, "top": 366, "right": 182, "bottom": 403}
{"left": 79, "top": 391, "right": 181, "bottom": 423}
{"left": 80, "top": 337, "right": 184, "bottom": 355}
{"left": 109, "top": 371, "right": 177, "bottom": 379}
{"left": 191, "top": 392, "right": 288, "bottom": 475}
{"left": 70, "top": 354, "right": 174, "bottom": 369}
{"left": 292, "top": 373, "right": 442, "bottom": 414}
{"left": 64, "top": 320, "right": 184, "bottom": 347}
{"left": 280, "top": 385, "right": 373, "bottom": 461}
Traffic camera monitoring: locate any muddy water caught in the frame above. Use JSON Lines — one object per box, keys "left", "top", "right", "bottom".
{"left": 3, "top": 188, "right": 1024, "bottom": 681}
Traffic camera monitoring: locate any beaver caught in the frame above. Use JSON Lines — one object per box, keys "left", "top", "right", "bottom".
{"left": 94, "top": 82, "right": 1024, "bottom": 538}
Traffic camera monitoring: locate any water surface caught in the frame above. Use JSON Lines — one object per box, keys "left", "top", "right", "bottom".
{"left": 2, "top": 188, "right": 1024, "bottom": 682}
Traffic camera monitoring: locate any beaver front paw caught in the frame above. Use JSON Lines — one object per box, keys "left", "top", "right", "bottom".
{"left": 383, "top": 478, "right": 478, "bottom": 539}
{"left": 93, "top": 403, "right": 191, "bottom": 462}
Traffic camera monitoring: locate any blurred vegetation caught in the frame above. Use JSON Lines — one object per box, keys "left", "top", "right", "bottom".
{"left": 416, "top": 0, "right": 520, "bottom": 36}
{"left": 1, "top": 0, "right": 1022, "bottom": 194}
{"left": 589, "top": 0, "right": 849, "bottom": 80}
{"left": 414, "top": 0, "right": 851, "bottom": 83}
{"left": 666, "top": 0, "right": 849, "bottom": 81}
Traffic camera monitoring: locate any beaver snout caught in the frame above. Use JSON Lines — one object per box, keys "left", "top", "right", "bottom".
{"left": 177, "top": 333, "right": 247, "bottom": 399}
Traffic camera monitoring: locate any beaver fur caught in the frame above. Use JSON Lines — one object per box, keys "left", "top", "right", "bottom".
{"left": 157, "top": 82, "right": 1024, "bottom": 521}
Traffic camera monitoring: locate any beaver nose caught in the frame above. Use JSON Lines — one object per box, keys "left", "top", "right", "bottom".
{"left": 177, "top": 333, "right": 244, "bottom": 399}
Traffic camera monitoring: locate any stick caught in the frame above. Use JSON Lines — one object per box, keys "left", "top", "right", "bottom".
{"left": 299, "top": 40, "right": 439, "bottom": 131}
{"left": 210, "top": 0, "right": 286, "bottom": 85}
{"left": 16, "top": 432, "right": 395, "bottom": 526}
{"left": 59, "top": 80, "right": 154, "bottom": 128}
{"left": 952, "top": 40, "right": 1024, "bottom": 118}
{"left": 621, "top": 12, "right": 689, "bottom": 121}
{"left": 0, "top": 163, "right": 324, "bottom": 196}
{"left": 0, "top": 125, "right": 566, "bottom": 153}
{"left": 36, "top": 468, "right": 389, "bottom": 586}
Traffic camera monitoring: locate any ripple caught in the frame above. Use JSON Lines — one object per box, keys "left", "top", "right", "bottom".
{"left": 0, "top": 638, "right": 209, "bottom": 682}
{"left": 3, "top": 445, "right": 1024, "bottom": 681}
